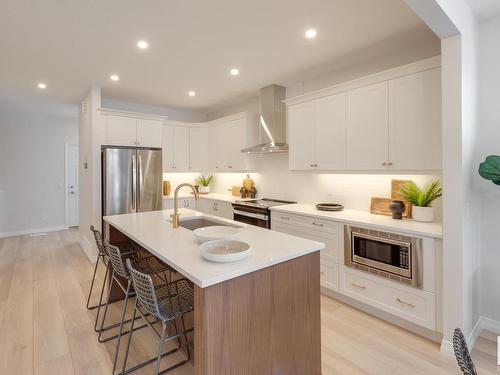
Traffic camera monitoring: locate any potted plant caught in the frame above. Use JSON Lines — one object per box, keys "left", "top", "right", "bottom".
{"left": 397, "top": 180, "right": 442, "bottom": 222}
{"left": 195, "top": 174, "right": 213, "bottom": 194}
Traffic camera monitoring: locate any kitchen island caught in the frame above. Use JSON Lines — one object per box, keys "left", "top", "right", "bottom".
{"left": 104, "top": 208, "right": 324, "bottom": 375}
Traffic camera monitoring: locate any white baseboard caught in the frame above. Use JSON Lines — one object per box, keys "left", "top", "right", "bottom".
{"left": 0, "top": 225, "right": 67, "bottom": 238}
{"left": 468, "top": 316, "right": 500, "bottom": 350}
{"left": 440, "top": 339, "right": 454, "bottom": 357}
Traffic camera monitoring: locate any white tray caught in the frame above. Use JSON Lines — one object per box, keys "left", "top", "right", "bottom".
{"left": 200, "top": 240, "right": 250, "bottom": 263}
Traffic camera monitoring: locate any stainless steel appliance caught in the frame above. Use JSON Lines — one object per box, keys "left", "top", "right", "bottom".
{"left": 344, "top": 225, "right": 422, "bottom": 288}
{"left": 102, "top": 146, "right": 162, "bottom": 236}
{"left": 231, "top": 198, "right": 296, "bottom": 229}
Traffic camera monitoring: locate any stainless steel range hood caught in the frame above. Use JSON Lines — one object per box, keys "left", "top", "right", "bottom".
{"left": 242, "top": 84, "right": 288, "bottom": 154}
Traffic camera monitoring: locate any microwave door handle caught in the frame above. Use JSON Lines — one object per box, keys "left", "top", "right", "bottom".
{"left": 233, "top": 209, "right": 268, "bottom": 221}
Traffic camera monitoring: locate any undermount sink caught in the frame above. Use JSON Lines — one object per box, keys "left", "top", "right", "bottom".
{"left": 179, "top": 217, "right": 240, "bottom": 231}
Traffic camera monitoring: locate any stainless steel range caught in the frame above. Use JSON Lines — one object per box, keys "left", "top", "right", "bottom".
{"left": 231, "top": 198, "right": 296, "bottom": 229}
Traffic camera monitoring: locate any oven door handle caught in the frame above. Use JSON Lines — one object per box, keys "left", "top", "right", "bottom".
{"left": 233, "top": 209, "right": 269, "bottom": 221}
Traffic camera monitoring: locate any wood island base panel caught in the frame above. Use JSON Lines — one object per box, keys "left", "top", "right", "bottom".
{"left": 193, "top": 252, "right": 321, "bottom": 375}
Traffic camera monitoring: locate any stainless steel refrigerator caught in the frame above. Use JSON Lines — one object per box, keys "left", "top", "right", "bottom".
{"left": 102, "top": 146, "right": 162, "bottom": 236}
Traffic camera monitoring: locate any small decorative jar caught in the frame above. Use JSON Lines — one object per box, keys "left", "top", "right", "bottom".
{"left": 389, "top": 200, "right": 405, "bottom": 220}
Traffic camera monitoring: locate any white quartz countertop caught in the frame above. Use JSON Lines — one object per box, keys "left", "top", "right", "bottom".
{"left": 103, "top": 209, "right": 324, "bottom": 288}
{"left": 270, "top": 204, "right": 443, "bottom": 239}
{"left": 162, "top": 193, "right": 252, "bottom": 203}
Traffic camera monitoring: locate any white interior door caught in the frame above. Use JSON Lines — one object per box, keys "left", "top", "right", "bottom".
{"left": 67, "top": 144, "right": 79, "bottom": 227}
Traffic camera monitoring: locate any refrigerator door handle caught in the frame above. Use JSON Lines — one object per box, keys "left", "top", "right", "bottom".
{"left": 132, "top": 151, "right": 137, "bottom": 213}
{"left": 137, "top": 153, "right": 143, "bottom": 211}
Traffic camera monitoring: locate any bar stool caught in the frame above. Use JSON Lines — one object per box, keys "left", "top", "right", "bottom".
{"left": 119, "top": 258, "right": 194, "bottom": 375}
{"left": 98, "top": 242, "right": 172, "bottom": 345}
{"left": 88, "top": 226, "right": 142, "bottom": 334}
{"left": 87, "top": 225, "right": 108, "bottom": 310}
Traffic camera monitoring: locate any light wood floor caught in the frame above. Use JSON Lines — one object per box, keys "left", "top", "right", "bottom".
{"left": 0, "top": 228, "right": 496, "bottom": 375}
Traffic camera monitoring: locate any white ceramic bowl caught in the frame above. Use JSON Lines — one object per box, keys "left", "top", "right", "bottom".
{"left": 199, "top": 240, "right": 250, "bottom": 263}
{"left": 193, "top": 226, "right": 239, "bottom": 243}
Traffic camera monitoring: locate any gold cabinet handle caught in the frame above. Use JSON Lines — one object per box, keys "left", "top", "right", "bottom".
{"left": 382, "top": 162, "right": 387, "bottom": 166}
{"left": 351, "top": 283, "right": 366, "bottom": 290}
{"left": 396, "top": 297, "right": 415, "bottom": 308}
{"left": 280, "top": 216, "right": 290, "bottom": 220}
{"left": 312, "top": 222, "right": 323, "bottom": 227}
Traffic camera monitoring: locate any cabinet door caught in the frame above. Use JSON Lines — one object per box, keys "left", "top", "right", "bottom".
{"left": 218, "top": 201, "right": 234, "bottom": 220}
{"left": 173, "top": 126, "right": 190, "bottom": 171}
{"left": 195, "top": 198, "right": 212, "bottom": 214}
{"left": 346, "top": 82, "right": 389, "bottom": 170}
{"left": 288, "top": 102, "right": 316, "bottom": 170}
{"left": 208, "top": 124, "right": 225, "bottom": 172}
{"left": 189, "top": 127, "right": 209, "bottom": 172}
{"left": 107, "top": 116, "right": 137, "bottom": 146}
{"left": 162, "top": 126, "right": 175, "bottom": 172}
{"left": 315, "top": 93, "right": 346, "bottom": 170}
{"left": 225, "top": 119, "right": 247, "bottom": 171}
{"left": 137, "top": 119, "right": 163, "bottom": 148}
{"left": 389, "top": 68, "right": 442, "bottom": 170}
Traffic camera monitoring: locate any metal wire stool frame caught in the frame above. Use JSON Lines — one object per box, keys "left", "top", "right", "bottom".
{"left": 119, "top": 258, "right": 194, "bottom": 375}
{"left": 87, "top": 225, "right": 109, "bottom": 310}
{"left": 453, "top": 328, "right": 477, "bottom": 375}
{"left": 97, "top": 243, "right": 170, "bottom": 345}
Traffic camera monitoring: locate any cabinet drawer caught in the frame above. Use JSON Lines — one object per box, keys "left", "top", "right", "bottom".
{"left": 341, "top": 269, "right": 436, "bottom": 330}
{"left": 321, "top": 259, "right": 339, "bottom": 292}
{"left": 272, "top": 222, "right": 339, "bottom": 263}
{"left": 272, "top": 212, "right": 339, "bottom": 234}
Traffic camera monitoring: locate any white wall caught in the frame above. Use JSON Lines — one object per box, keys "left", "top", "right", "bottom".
{"left": 0, "top": 98, "right": 78, "bottom": 236}
{"left": 476, "top": 16, "right": 500, "bottom": 322}
{"left": 404, "top": 0, "right": 480, "bottom": 352}
{"left": 165, "top": 154, "right": 442, "bottom": 219}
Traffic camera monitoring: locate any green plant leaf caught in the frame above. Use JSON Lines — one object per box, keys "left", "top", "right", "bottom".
{"left": 479, "top": 155, "right": 500, "bottom": 185}
{"left": 396, "top": 180, "right": 442, "bottom": 207}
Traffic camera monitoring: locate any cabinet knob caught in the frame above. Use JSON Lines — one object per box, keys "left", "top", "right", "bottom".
{"left": 382, "top": 162, "right": 387, "bottom": 166}
{"left": 388, "top": 162, "right": 393, "bottom": 166}
{"left": 310, "top": 164, "right": 314, "bottom": 168}
{"left": 228, "top": 166, "right": 232, "bottom": 169}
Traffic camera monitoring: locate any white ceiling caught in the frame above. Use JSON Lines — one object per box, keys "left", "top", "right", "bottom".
{"left": 467, "top": 0, "right": 500, "bottom": 21}
{"left": 0, "top": 0, "right": 437, "bottom": 111}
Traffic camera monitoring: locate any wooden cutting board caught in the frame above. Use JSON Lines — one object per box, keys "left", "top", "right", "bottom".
{"left": 370, "top": 197, "right": 412, "bottom": 218}
{"left": 391, "top": 179, "right": 412, "bottom": 200}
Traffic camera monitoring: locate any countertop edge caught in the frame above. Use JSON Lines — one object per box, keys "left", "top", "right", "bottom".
{"left": 270, "top": 205, "right": 443, "bottom": 239}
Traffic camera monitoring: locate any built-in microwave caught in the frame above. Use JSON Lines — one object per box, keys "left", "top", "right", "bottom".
{"left": 344, "top": 225, "right": 422, "bottom": 288}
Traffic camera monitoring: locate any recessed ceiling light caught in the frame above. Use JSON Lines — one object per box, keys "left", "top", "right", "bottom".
{"left": 188, "top": 91, "right": 196, "bottom": 97}
{"left": 110, "top": 74, "right": 120, "bottom": 81}
{"left": 230, "top": 68, "right": 240, "bottom": 76}
{"left": 37, "top": 82, "right": 47, "bottom": 89}
{"left": 137, "top": 40, "right": 148, "bottom": 49}
{"left": 305, "top": 29, "right": 317, "bottom": 39}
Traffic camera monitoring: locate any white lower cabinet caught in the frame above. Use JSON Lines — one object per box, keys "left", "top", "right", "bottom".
{"left": 271, "top": 211, "right": 438, "bottom": 331}
{"left": 162, "top": 197, "right": 196, "bottom": 210}
{"left": 195, "top": 198, "right": 233, "bottom": 220}
{"left": 320, "top": 258, "right": 339, "bottom": 292}
{"left": 340, "top": 267, "right": 436, "bottom": 330}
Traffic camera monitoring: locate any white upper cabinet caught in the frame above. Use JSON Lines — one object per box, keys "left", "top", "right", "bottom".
{"left": 136, "top": 119, "right": 163, "bottom": 148}
{"left": 189, "top": 126, "right": 209, "bottom": 172}
{"left": 288, "top": 101, "right": 316, "bottom": 170}
{"left": 173, "top": 126, "right": 189, "bottom": 171}
{"left": 388, "top": 68, "right": 442, "bottom": 170}
{"left": 346, "top": 82, "right": 389, "bottom": 170}
{"left": 288, "top": 92, "right": 346, "bottom": 170}
{"left": 208, "top": 114, "right": 257, "bottom": 172}
{"left": 106, "top": 115, "right": 163, "bottom": 147}
{"left": 285, "top": 58, "right": 442, "bottom": 172}
{"left": 107, "top": 116, "right": 137, "bottom": 146}
{"left": 315, "top": 93, "right": 346, "bottom": 170}
{"left": 162, "top": 125, "right": 189, "bottom": 172}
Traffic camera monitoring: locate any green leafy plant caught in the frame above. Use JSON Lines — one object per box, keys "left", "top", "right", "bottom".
{"left": 195, "top": 174, "right": 213, "bottom": 187}
{"left": 479, "top": 155, "right": 500, "bottom": 185}
{"left": 396, "top": 180, "right": 442, "bottom": 207}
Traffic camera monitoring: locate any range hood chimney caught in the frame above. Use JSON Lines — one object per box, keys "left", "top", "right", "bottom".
{"left": 241, "top": 84, "right": 288, "bottom": 154}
